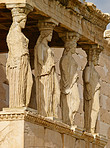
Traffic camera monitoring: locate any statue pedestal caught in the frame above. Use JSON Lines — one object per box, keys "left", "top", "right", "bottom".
{"left": 0, "top": 108, "right": 108, "bottom": 148}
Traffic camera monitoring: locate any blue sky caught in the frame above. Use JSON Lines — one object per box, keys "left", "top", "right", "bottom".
{"left": 86, "top": 0, "right": 110, "bottom": 29}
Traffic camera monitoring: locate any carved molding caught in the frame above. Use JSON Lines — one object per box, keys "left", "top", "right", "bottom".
{"left": 0, "top": 108, "right": 108, "bottom": 147}
{"left": 65, "top": 0, "right": 110, "bottom": 30}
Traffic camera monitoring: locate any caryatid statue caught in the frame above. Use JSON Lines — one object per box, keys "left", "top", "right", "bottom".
{"left": 34, "top": 19, "right": 60, "bottom": 117}
{"left": 6, "top": 6, "right": 33, "bottom": 108}
{"left": 60, "top": 32, "right": 80, "bottom": 128}
{"left": 83, "top": 45, "right": 103, "bottom": 134}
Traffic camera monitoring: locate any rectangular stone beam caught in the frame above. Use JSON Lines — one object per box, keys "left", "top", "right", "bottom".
{"left": 1, "top": 0, "right": 110, "bottom": 47}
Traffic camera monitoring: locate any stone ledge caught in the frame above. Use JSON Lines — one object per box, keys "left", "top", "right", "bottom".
{"left": 0, "top": 107, "right": 108, "bottom": 147}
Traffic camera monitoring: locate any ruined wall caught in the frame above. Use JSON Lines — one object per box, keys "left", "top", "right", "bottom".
{"left": 96, "top": 49, "right": 110, "bottom": 148}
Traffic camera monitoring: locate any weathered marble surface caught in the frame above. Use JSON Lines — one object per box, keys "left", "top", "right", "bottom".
{"left": 34, "top": 19, "right": 60, "bottom": 118}
{"left": 6, "top": 7, "right": 33, "bottom": 108}
{"left": 0, "top": 120, "right": 24, "bottom": 148}
{"left": 0, "top": 109, "right": 107, "bottom": 148}
{"left": 60, "top": 32, "right": 80, "bottom": 127}
{"left": 83, "top": 47, "right": 102, "bottom": 134}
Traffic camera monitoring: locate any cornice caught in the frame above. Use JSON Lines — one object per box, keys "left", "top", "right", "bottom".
{"left": 65, "top": 1, "right": 110, "bottom": 30}
{"left": 83, "top": 2, "right": 110, "bottom": 30}
{"left": 0, "top": 108, "right": 108, "bottom": 147}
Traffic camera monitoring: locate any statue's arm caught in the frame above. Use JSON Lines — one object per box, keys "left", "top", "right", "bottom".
{"left": 37, "top": 45, "right": 44, "bottom": 66}
{"left": 84, "top": 66, "right": 90, "bottom": 83}
{"left": 61, "top": 58, "right": 70, "bottom": 88}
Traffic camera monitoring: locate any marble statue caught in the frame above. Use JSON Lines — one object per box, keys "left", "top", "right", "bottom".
{"left": 6, "top": 7, "right": 33, "bottom": 108}
{"left": 83, "top": 48, "right": 101, "bottom": 134}
{"left": 34, "top": 20, "right": 60, "bottom": 117}
{"left": 60, "top": 32, "right": 80, "bottom": 127}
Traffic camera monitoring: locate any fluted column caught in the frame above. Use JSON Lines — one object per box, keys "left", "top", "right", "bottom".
{"left": 34, "top": 19, "right": 59, "bottom": 118}
{"left": 59, "top": 31, "right": 80, "bottom": 128}
{"left": 82, "top": 44, "right": 103, "bottom": 134}
{"left": 6, "top": 4, "right": 33, "bottom": 108}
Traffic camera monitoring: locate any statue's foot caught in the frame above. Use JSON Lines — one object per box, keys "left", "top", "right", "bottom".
{"left": 92, "top": 133, "right": 99, "bottom": 138}
{"left": 71, "top": 125, "right": 77, "bottom": 131}
{"left": 90, "top": 129, "right": 99, "bottom": 137}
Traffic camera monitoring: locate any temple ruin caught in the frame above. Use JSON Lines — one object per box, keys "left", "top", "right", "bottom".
{"left": 0, "top": 0, "right": 110, "bottom": 147}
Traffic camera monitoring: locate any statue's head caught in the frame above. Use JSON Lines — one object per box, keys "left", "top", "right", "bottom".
{"left": 61, "top": 32, "right": 79, "bottom": 55}
{"left": 11, "top": 7, "right": 30, "bottom": 28}
{"left": 64, "top": 40, "right": 76, "bottom": 54}
{"left": 87, "top": 48, "right": 101, "bottom": 66}
{"left": 40, "top": 29, "right": 53, "bottom": 42}
{"left": 37, "top": 20, "right": 56, "bottom": 43}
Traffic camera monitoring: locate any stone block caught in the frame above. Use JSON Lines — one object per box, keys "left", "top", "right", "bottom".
{"left": 96, "top": 120, "right": 110, "bottom": 137}
{"left": 0, "top": 120, "right": 24, "bottom": 148}
{"left": 106, "top": 139, "right": 110, "bottom": 148}
{"left": 80, "top": 140, "right": 86, "bottom": 148}
{"left": 24, "top": 122, "right": 45, "bottom": 148}
{"left": 100, "top": 81, "right": 110, "bottom": 98}
{"left": 44, "top": 128, "right": 62, "bottom": 148}
{"left": 100, "top": 95, "right": 108, "bottom": 109}
{"left": 106, "top": 98, "right": 110, "bottom": 111}
{"left": 96, "top": 66, "right": 107, "bottom": 81}
{"left": 63, "top": 134, "right": 76, "bottom": 148}
{"left": 99, "top": 53, "right": 106, "bottom": 67}
{"left": 100, "top": 108, "right": 110, "bottom": 125}
{"left": 75, "top": 139, "right": 86, "bottom": 148}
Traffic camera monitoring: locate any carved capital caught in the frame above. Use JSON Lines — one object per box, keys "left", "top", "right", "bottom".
{"left": 82, "top": 44, "right": 103, "bottom": 63}
{"left": 6, "top": 3, "right": 33, "bottom": 26}
{"left": 6, "top": 3, "right": 33, "bottom": 12}
{"left": 59, "top": 32, "right": 80, "bottom": 49}
{"left": 38, "top": 18, "right": 58, "bottom": 31}
{"left": 59, "top": 31, "right": 80, "bottom": 41}
{"left": 91, "top": 44, "right": 103, "bottom": 56}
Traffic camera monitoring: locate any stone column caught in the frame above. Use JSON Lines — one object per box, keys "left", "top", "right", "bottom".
{"left": 82, "top": 44, "right": 103, "bottom": 134}
{"left": 59, "top": 32, "right": 80, "bottom": 128}
{"left": 6, "top": 4, "right": 33, "bottom": 108}
{"left": 34, "top": 19, "right": 60, "bottom": 118}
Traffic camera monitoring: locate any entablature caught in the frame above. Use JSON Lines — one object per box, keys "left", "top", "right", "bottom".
{"left": 0, "top": 0, "right": 109, "bottom": 52}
